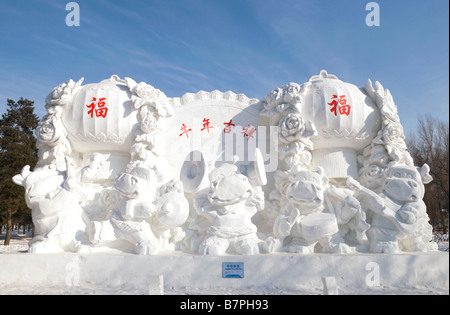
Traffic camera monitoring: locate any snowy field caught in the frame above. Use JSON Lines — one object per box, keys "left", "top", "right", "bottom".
{"left": 0, "top": 230, "right": 448, "bottom": 295}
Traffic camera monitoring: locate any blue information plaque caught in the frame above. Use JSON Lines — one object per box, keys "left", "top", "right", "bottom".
{"left": 222, "top": 262, "right": 244, "bottom": 278}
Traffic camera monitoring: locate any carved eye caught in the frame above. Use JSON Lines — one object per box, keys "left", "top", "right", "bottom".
{"left": 394, "top": 172, "right": 401, "bottom": 177}
{"left": 406, "top": 173, "right": 413, "bottom": 179}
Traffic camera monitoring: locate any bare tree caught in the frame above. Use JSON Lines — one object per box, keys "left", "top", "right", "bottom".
{"left": 407, "top": 115, "right": 449, "bottom": 233}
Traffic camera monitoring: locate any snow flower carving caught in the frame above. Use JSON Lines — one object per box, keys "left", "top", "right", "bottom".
{"left": 36, "top": 115, "right": 67, "bottom": 147}
{"left": 279, "top": 113, "right": 307, "bottom": 143}
{"left": 276, "top": 113, "right": 317, "bottom": 169}
{"left": 363, "top": 79, "right": 414, "bottom": 168}
{"left": 359, "top": 162, "right": 388, "bottom": 191}
{"left": 45, "top": 78, "right": 84, "bottom": 107}
{"left": 129, "top": 81, "right": 173, "bottom": 118}
{"left": 134, "top": 82, "right": 160, "bottom": 99}
{"left": 381, "top": 122, "right": 406, "bottom": 146}
{"left": 373, "top": 122, "right": 412, "bottom": 164}
{"left": 263, "top": 83, "right": 303, "bottom": 111}
{"left": 100, "top": 189, "right": 121, "bottom": 211}
{"left": 260, "top": 82, "right": 310, "bottom": 126}
{"left": 139, "top": 106, "right": 159, "bottom": 134}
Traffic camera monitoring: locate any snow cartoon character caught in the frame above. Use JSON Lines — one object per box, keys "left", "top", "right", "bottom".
{"left": 271, "top": 167, "right": 353, "bottom": 254}
{"left": 193, "top": 154, "right": 266, "bottom": 256}
{"left": 88, "top": 166, "right": 189, "bottom": 254}
{"left": 13, "top": 166, "right": 88, "bottom": 253}
{"left": 348, "top": 164, "right": 437, "bottom": 253}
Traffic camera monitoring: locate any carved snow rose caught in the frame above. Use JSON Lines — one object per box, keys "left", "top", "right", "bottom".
{"left": 100, "top": 189, "right": 121, "bottom": 209}
{"left": 134, "top": 82, "right": 160, "bottom": 100}
{"left": 46, "top": 79, "right": 83, "bottom": 107}
{"left": 36, "top": 115, "right": 66, "bottom": 146}
{"left": 37, "top": 119, "right": 56, "bottom": 142}
{"left": 381, "top": 122, "right": 405, "bottom": 145}
{"left": 360, "top": 162, "right": 388, "bottom": 190}
{"left": 278, "top": 113, "right": 306, "bottom": 143}
{"left": 132, "top": 82, "right": 171, "bottom": 118}
{"left": 263, "top": 83, "right": 303, "bottom": 110}
{"left": 139, "top": 106, "right": 158, "bottom": 133}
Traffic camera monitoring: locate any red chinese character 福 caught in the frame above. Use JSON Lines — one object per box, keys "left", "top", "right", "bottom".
{"left": 328, "top": 95, "right": 351, "bottom": 117}
{"left": 223, "top": 120, "right": 235, "bottom": 133}
{"left": 86, "top": 97, "right": 108, "bottom": 118}
{"left": 242, "top": 125, "right": 256, "bottom": 140}
{"left": 179, "top": 123, "right": 192, "bottom": 139}
{"left": 201, "top": 118, "right": 214, "bottom": 133}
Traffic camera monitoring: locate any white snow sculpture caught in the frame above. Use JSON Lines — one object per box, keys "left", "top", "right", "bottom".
{"left": 260, "top": 70, "right": 436, "bottom": 254}
{"left": 348, "top": 165, "right": 436, "bottom": 253}
{"left": 191, "top": 150, "right": 266, "bottom": 255}
{"left": 266, "top": 166, "right": 367, "bottom": 254}
{"left": 12, "top": 166, "right": 88, "bottom": 253}
{"left": 89, "top": 167, "right": 188, "bottom": 254}
{"left": 300, "top": 71, "right": 381, "bottom": 180}
{"left": 12, "top": 71, "right": 437, "bottom": 255}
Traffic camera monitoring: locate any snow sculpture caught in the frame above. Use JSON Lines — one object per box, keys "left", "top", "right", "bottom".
{"left": 191, "top": 150, "right": 266, "bottom": 255}
{"left": 12, "top": 165, "right": 88, "bottom": 253}
{"left": 88, "top": 167, "right": 189, "bottom": 254}
{"left": 348, "top": 165, "right": 436, "bottom": 253}
{"left": 260, "top": 70, "right": 436, "bottom": 254}
{"left": 14, "top": 75, "right": 189, "bottom": 254}
{"left": 13, "top": 70, "right": 437, "bottom": 255}
{"left": 265, "top": 166, "right": 368, "bottom": 254}
{"left": 301, "top": 71, "right": 381, "bottom": 180}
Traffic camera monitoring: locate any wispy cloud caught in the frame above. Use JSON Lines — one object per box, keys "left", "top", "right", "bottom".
{"left": 33, "top": 34, "right": 79, "bottom": 52}
{"left": 130, "top": 59, "right": 212, "bottom": 94}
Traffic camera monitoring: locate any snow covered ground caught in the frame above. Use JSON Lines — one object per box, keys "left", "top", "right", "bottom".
{"left": 0, "top": 230, "right": 448, "bottom": 295}
{"left": 0, "top": 230, "right": 31, "bottom": 254}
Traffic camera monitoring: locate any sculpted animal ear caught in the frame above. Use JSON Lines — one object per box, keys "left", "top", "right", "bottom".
{"left": 418, "top": 164, "right": 433, "bottom": 184}
{"left": 12, "top": 174, "right": 25, "bottom": 186}
{"left": 12, "top": 165, "right": 31, "bottom": 186}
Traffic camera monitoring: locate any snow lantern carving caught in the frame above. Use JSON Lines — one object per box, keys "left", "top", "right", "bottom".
{"left": 300, "top": 70, "right": 381, "bottom": 179}
{"left": 62, "top": 75, "right": 139, "bottom": 181}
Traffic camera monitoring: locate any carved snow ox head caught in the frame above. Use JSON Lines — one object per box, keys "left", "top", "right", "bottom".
{"left": 382, "top": 164, "right": 433, "bottom": 203}
{"left": 207, "top": 163, "right": 253, "bottom": 207}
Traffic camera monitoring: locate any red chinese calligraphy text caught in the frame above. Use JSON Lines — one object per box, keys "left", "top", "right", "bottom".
{"left": 86, "top": 97, "right": 108, "bottom": 118}
{"left": 242, "top": 125, "right": 256, "bottom": 140}
{"left": 223, "top": 120, "right": 236, "bottom": 134}
{"left": 201, "top": 118, "right": 214, "bottom": 133}
{"left": 179, "top": 123, "right": 192, "bottom": 139}
{"left": 328, "top": 95, "right": 351, "bottom": 117}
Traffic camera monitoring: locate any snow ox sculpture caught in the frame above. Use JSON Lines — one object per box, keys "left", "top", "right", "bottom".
{"left": 13, "top": 71, "right": 437, "bottom": 255}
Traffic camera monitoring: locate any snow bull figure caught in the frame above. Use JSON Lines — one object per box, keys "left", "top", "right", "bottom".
{"left": 348, "top": 164, "right": 437, "bottom": 253}
{"left": 89, "top": 166, "right": 189, "bottom": 254}
{"left": 13, "top": 166, "right": 88, "bottom": 253}
{"left": 268, "top": 167, "right": 368, "bottom": 254}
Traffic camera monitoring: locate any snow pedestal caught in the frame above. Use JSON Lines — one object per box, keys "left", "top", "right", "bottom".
{"left": 0, "top": 252, "right": 448, "bottom": 294}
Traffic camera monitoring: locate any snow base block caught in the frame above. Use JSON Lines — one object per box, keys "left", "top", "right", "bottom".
{"left": 0, "top": 252, "right": 448, "bottom": 294}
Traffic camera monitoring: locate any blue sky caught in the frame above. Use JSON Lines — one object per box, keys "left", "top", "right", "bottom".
{"left": 0, "top": 0, "right": 448, "bottom": 136}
